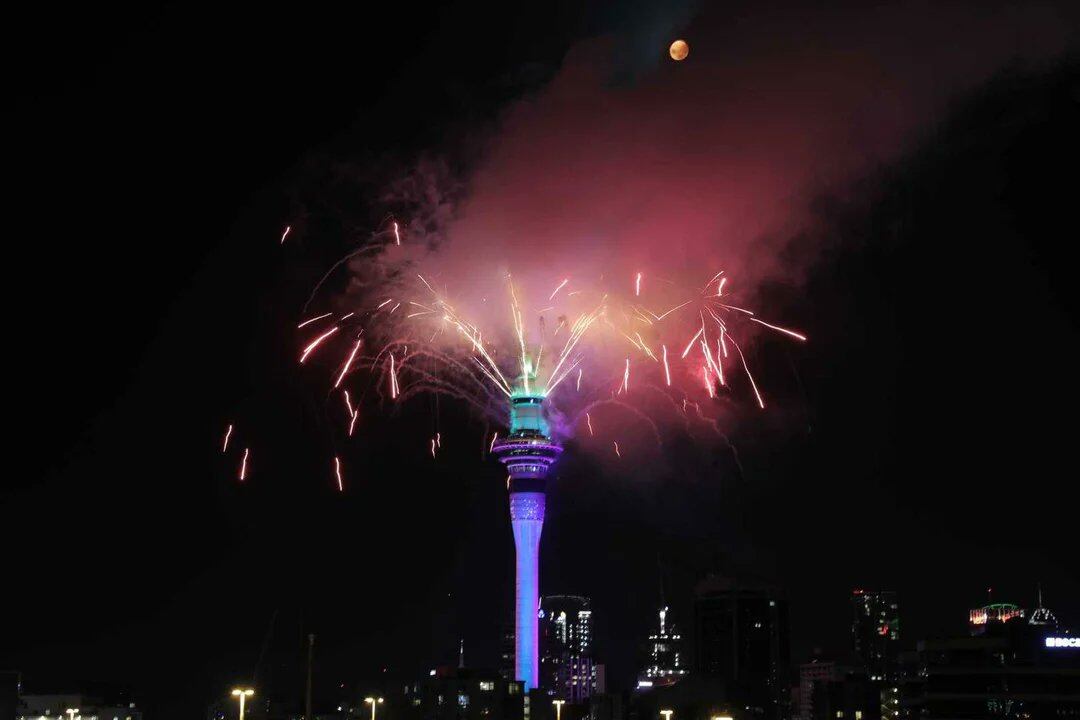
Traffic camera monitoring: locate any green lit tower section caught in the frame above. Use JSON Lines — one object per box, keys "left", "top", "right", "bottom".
{"left": 492, "top": 394, "right": 562, "bottom": 690}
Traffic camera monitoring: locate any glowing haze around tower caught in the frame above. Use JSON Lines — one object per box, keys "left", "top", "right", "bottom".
{"left": 493, "top": 393, "right": 562, "bottom": 690}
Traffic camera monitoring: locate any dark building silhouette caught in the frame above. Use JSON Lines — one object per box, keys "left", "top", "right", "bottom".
{"left": 693, "top": 574, "right": 790, "bottom": 720}
{"left": 850, "top": 590, "right": 901, "bottom": 719}
{"left": 500, "top": 623, "right": 517, "bottom": 683}
{"left": 901, "top": 594, "right": 1079, "bottom": 719}
{"left": 404, "top": 666, "right": 525, "bottom": 720}
{"left": 851, "top": 590, "right": 900, "bottom": 681}
{"left": 807, "top": 670, "right": 882, "bottom": 720}
{"left": 0, "top": 673, "right": 17, "bottom": 720}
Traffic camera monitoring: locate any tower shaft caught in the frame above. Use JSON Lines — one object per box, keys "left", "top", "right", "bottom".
{"left": 493, "top": 394, "right": 562, "bottom": 691}
{"left": 510, "top": 491, "right": 545, "bottom": 689}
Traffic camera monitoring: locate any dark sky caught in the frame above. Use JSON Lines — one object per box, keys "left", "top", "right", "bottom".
{"left": 4, "top": 2, "right": 1079, "bottom": 719}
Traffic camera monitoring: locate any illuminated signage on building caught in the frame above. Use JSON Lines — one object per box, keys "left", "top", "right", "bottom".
{"left": 1045, "top": 637, "right": 1080, "bottom": 648}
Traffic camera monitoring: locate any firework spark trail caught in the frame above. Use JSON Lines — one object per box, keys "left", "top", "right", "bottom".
{"left": 298, "top": 312, "right": 332, "bottom": 328}
{"left": 681, "top": 326, "right": 704, "bottom": 358}
{"left": 701, "top": 339, "right": 722, "bottom": 382}
{"left": 635, "top": 272, "right": 642, "bottom": 297}
{"left": 749, "top": 317, "right": 807, "bottom": 341}
{"left": 389, "top": 352, "right": 399, "bottom": 398}
{"left": 729, "top": 336, "right": 765, "bottom": 409}
{"left": 348, "top": 409, "right": 359, "bottom": 436}
{"left": 393, "top": 221, "right": 401, "bottom": 246}
{"left": 621, "top": 358, "right": 630, "bottom": 393}
{"left": 280, "top": 226, "right": 291, "bottom": 244}
{"left": 576, "top": 368, "right": 583, "bottom": 391}
{"left": 489, "top": 432, "right": 498, "bottom": 452}
{"left": 715, "top": 339, "right": 726, "bottom": 385}
{"left": 300, "top": 326, "right": 340, "bottom": 363}
{"left": 334, "top": 456, "right": 344, "bottom": 492}
{"left": 239, "top": 448, "right": 250, "bottom": 480}
{"left": 613, "top": 440, "right": 621, "bottom": 457}
{"left": 222, "top": 424, "right": 233, "bottom": 452}
{"left": 549, "top": 278, "right": 569, "bottom": 301}
{"left": 335, "top": 337, "right": 364, "bottom": 388}
{"left": 586, "top": 412, "right": 594, "bottom": 436}
{"left": 662, "top": 345, "right": 671, "bottom": 386}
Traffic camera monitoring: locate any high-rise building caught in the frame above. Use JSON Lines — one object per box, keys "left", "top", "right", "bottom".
{"left": 540, "top": 595, "right": 598, "bottom": 704}
{"left": 851, "top": 589, "right": 900, "bottom": 682}
{"left": 797, "top": 659, "right": 841, "bottom": 720}
{"left": 901, "top": 615, "right": 1080, "bottom": 718}
{"left": 693, "top": 574, "right": 790, "bottom": 720}
{"left": 637, "top": 606, "right": 687, "bottom": 690}
{"left": 493, "top": 395, "right": 562, "bottom": 691}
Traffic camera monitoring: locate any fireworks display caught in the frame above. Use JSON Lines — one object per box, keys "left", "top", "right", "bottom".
{"left": 216, "top": 215, "right": 806, "bottom": 491}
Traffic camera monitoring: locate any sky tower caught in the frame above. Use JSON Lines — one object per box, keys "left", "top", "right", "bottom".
{"left": 493, "top": 393, "right": 562, "bottom": 690}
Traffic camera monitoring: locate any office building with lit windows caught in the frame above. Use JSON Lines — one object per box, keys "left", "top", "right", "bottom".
{"left": 851, "top": 590, "right": 900, "bottom": 682}
{"left": 636, "top": 606, "right": 687, "bottom": 691}
{"left": 404, "top": 667, "right": 525, "bottom": 720}
{"left": 850, "top": 590, "right": 901, "bottom": 719}
{"left": 539, "top": 596, "right": 600, "bottom": 704}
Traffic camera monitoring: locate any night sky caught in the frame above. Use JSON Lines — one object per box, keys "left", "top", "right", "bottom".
{"left": 5, "top": 2, "right": 1079, "bottom": 719}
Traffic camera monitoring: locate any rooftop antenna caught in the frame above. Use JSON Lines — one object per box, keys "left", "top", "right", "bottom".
{"left": 657, "top": 552, "right": 668, "bottom": 607}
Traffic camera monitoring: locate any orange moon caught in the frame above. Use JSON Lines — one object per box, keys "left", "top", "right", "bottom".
{"left": 669, "top": 39, "right": 689, "bottom": 61}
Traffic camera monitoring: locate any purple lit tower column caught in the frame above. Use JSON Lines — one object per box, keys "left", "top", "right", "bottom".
{"left": 493, "top": 395, "right": 562, "bottom": 691}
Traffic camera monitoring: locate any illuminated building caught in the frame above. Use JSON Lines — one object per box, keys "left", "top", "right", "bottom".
{"left": 851, "top": 589, "right": 900, "bottom": 719}
{"left": 404, "top": 667, "right": 525, "bottom": 720}
{"left": 968, "top": 602, "right": 1025, "bottom": 635}
{"left": 901, "top": 622, "right": 1080, "bottom": 718}
{"left": 851, "top": 590, "right": 900, "bottom": 681}
{"left": 693, "top": 574, "right": 790, "bottom": 720}
{"left": 16, "top": 696, "right": 142, "bottom": 720}
{"left": 540, "top": 596, "right": 599, "bottom": 703}
{"left": 636, "top": 606, "right": 687, "bottom": 691}
{"left": 493, "top": 395, "right": 562, "bottom": 691}
{"left": 1028, "top": 584, "right": 1060, "bottom": 629}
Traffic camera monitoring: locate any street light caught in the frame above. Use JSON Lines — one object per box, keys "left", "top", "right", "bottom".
{"left": 660, "top": 710, "right": 674, "bottom": 720}
{"left": 231, "top": 688, "right": 255, "bottom": 720}
{"left": 553, "top": 699, "right": 566, "bottom": 720}
{"left": 364, "top": 696, "right": 385, "bottom": 720}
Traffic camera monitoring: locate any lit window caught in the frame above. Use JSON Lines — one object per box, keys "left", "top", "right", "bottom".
{"left": 480, "top": 681, "right": 495, "bottom": 692}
